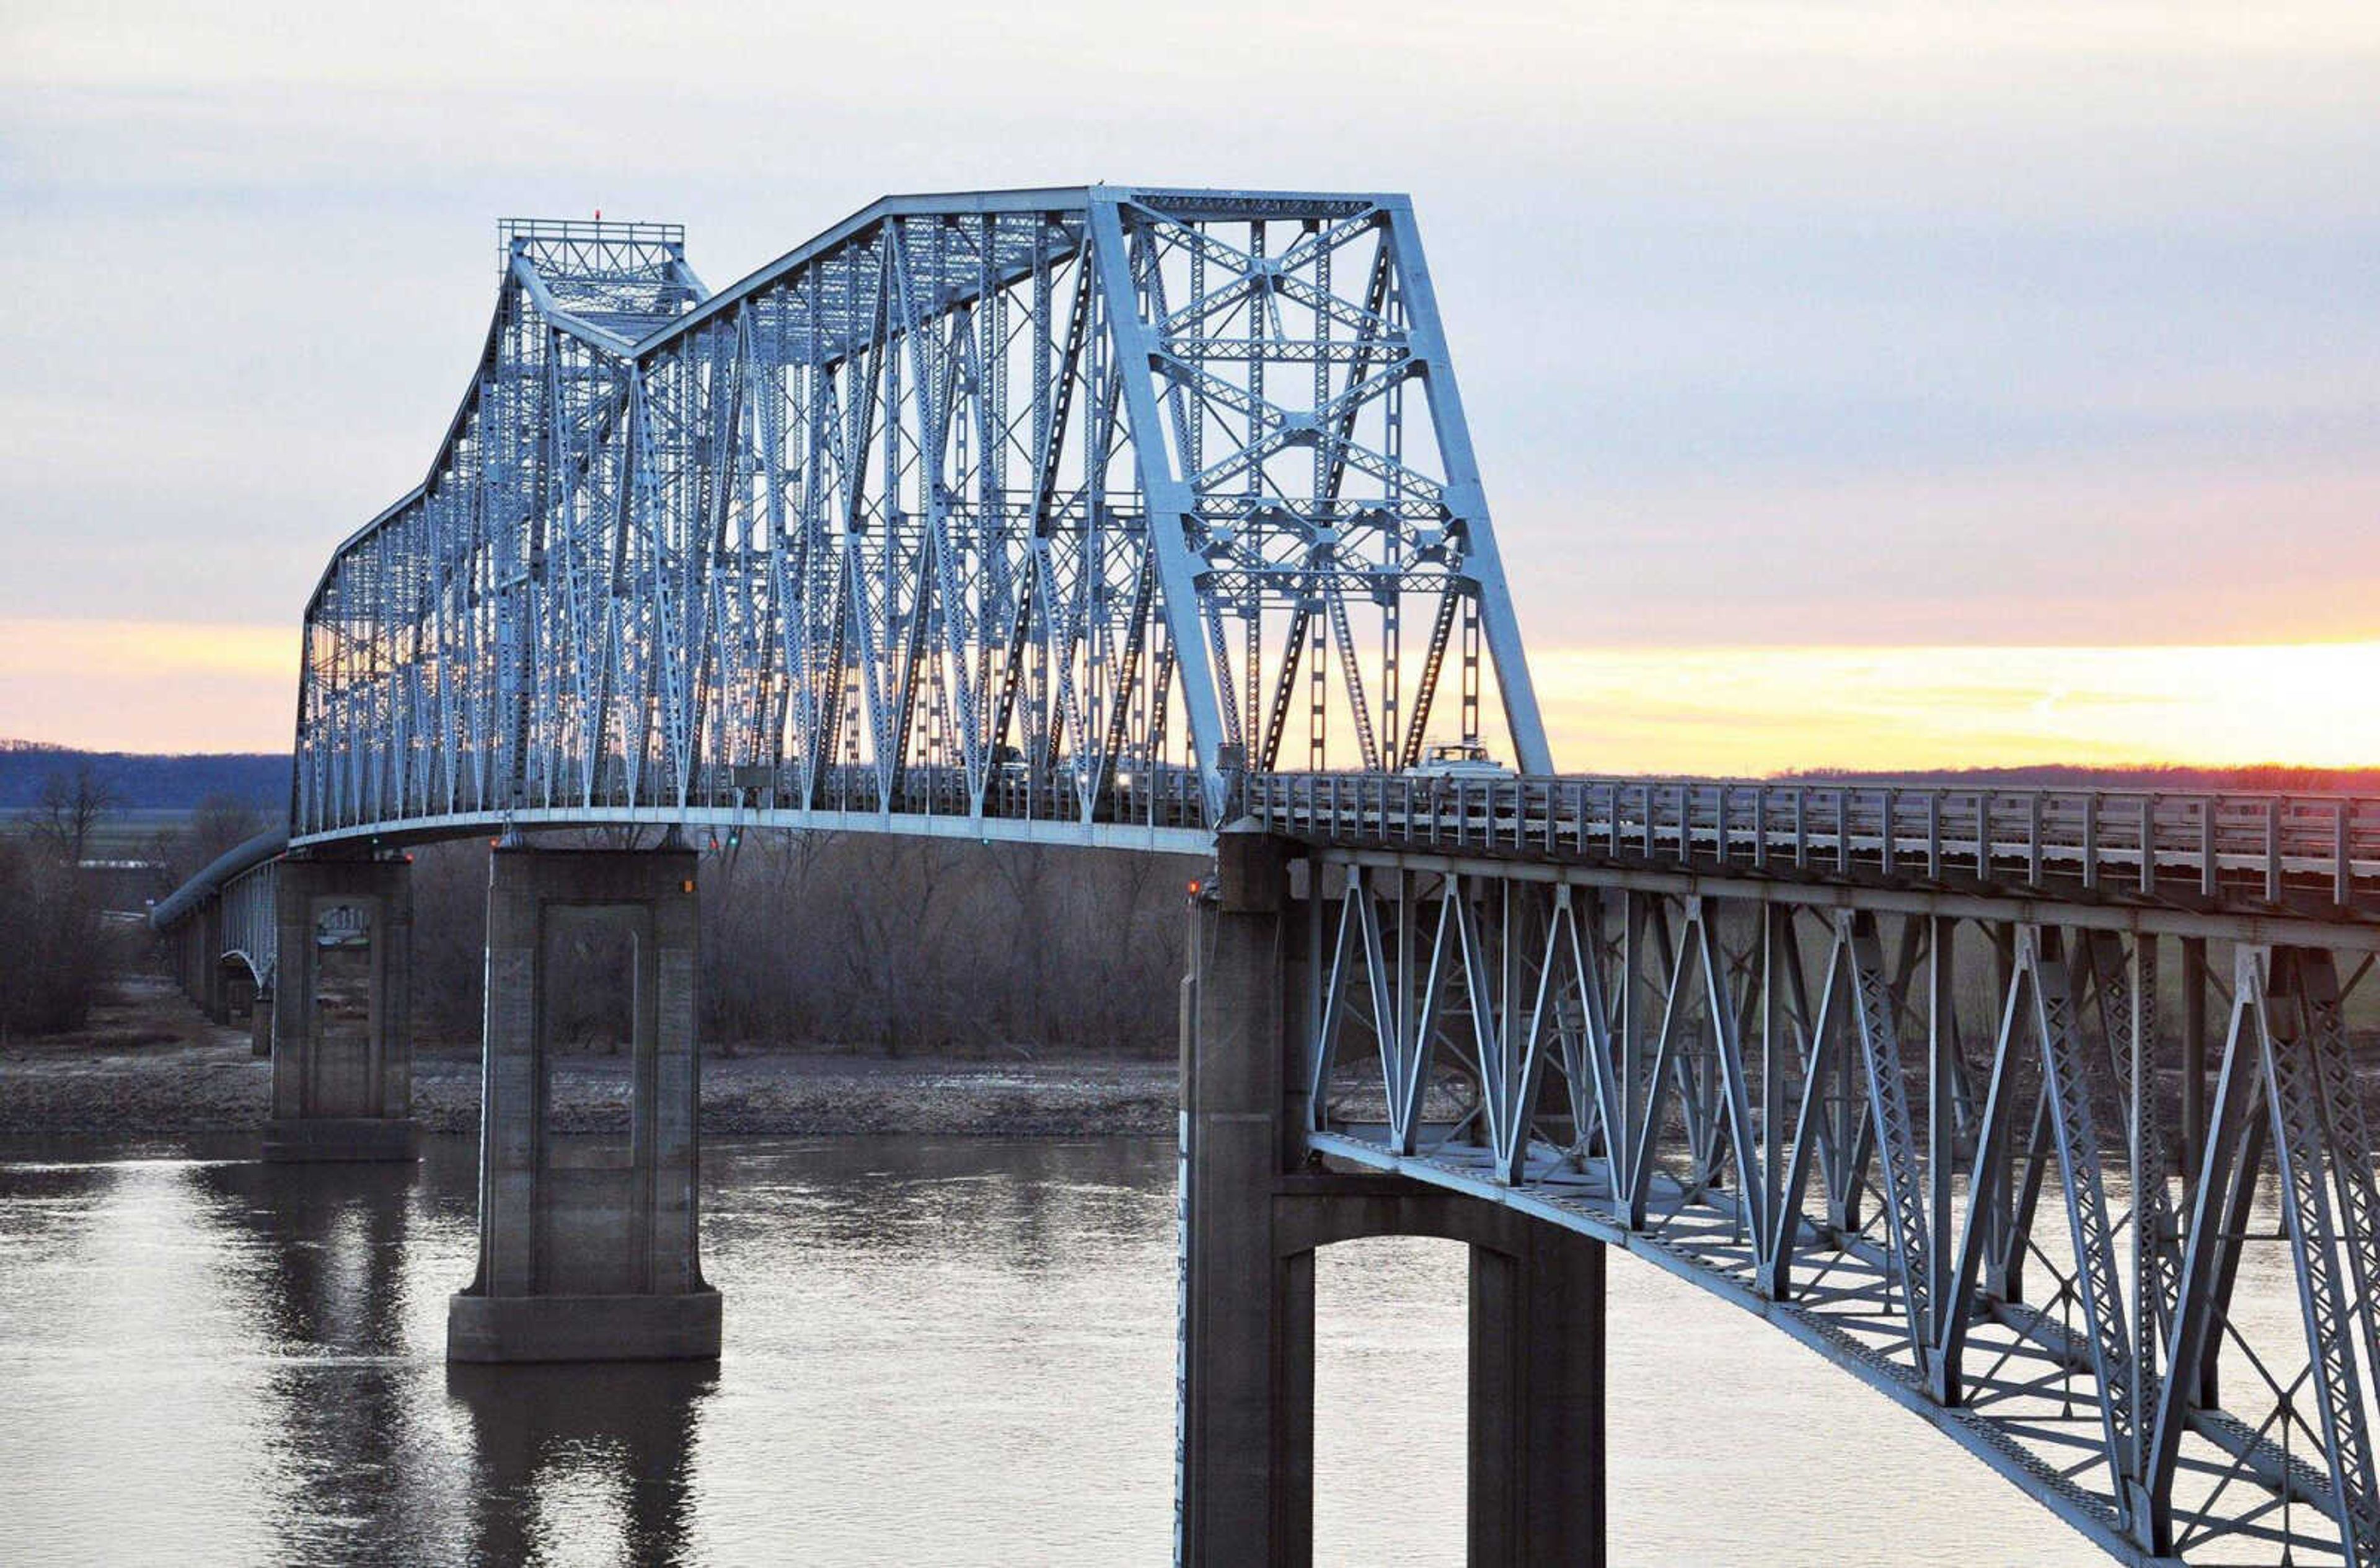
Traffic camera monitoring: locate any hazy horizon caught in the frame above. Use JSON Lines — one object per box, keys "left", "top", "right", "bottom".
{"left": 4, "top": 731, "right": 2376, "bottom": 789}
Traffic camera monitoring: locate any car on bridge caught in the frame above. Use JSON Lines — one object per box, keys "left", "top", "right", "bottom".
{"left": 1401, "top": 742, "right": 1514, "bottom": 782}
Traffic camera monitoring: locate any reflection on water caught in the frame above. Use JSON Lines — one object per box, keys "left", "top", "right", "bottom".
{"left": 0, "top": 1135, "right": 2118, "bottom": 1565}
{"left": 449, "top": 1363, "right": 712, "bottom": 1565}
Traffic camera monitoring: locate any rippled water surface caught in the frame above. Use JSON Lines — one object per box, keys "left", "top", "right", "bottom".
{"left": 0, "top": 1135, "right": 2114, "bottom": 1566}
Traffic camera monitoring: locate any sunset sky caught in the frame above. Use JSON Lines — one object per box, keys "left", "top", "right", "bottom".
{"left": 2, "top": 3, "right": 2374, "bottom": 772}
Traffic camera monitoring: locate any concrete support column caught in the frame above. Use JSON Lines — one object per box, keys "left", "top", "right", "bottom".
{"left": 1180, "top": 833, "right": 1605, "bottom": 1567}
{"left": 1180, "top": 829, "right": 1307, "bottom": 1565}
{"left": 446, "top": 845, "right": 719, "bottom": 1363}
{"left": 224, "top": 964, "right": 258, "bottom": 1028}
{"left": 250, "top": 986, "right": 275, "bottom": 1059}
{"left": 265, "top": 857, "right": 416, "bottom": 1161}
{"left": 1469, "top": 1226, "right": 1607, "bottom": 1566}
{"left": 199, "top": 900, "right": 229, "bottom": 1023}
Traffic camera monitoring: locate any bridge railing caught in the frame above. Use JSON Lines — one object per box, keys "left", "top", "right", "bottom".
{"left": 1246, "top": 772, "right": 2380, "bottom": 914}
{"left": 216, "top": 858, "right": 279, "bottom": 994}
{"left": 296, "top": 757, "right": 1217, "bottom": 843}
{"left": 147, "top": 827, "right": 286, "bottom": 1021}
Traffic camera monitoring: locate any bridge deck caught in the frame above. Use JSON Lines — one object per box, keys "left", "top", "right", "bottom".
{"left": 289, "top": 762, "right": 2380, "bottom": 930}
{"left": 1250, "top": 771, "right": 2380, "bottom": 924}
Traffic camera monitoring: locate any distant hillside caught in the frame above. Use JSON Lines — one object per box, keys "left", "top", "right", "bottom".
{"left": 1774, "top": 764, "right": 2380, "bottom": 795}
{"left": 0, "top": 743, "right": 288, "bottom": 809}
{"left": 0, "top": 743, "right": 2369, "bottom": 810}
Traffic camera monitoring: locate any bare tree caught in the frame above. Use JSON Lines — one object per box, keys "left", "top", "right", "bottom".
{"left": 392, "top": 827, "right": 1195, "bottom": 1059}
{"left": 32, "top": 763, "right": 117, "bottom": 867}
{"left": 0, "top": 835, "right": 106, "bottom": 1037}
{"left": 187, "top": 792, "right": 267, "bottom": 866}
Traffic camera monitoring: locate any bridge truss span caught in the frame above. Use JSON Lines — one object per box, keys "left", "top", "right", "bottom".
{"left": 292, "top": 187, "right": 1548, "bottom": 850}
{"left": 1286, "top": 835, "right": 2380, "bottom": 1565}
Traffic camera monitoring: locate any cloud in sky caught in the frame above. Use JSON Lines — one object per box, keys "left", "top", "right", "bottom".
{"left": 0, "top": 2, "right": 2374, "bottom": 758}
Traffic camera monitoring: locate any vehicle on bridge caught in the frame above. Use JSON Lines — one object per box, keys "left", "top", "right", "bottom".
{"left": 1400, "top": 740, "right": 1514, "bottom": 780}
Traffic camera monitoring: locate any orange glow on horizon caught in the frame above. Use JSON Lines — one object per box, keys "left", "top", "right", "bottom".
{"left": 0, "top": 619, "right": 298, "bottom": 752}
{"left": 0, "top": 618, "right": 2374, "bottom": 773}
{"left": 1532, "top": 641, "right": 2380, "bottom": 776}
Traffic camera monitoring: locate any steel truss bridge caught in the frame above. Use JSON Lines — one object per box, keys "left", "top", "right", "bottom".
{"left": 153, "top": 186, "right": 2380, "bottom": 1566}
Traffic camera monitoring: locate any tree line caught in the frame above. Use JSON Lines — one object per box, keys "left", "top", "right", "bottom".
{"left": 0, "top": 761, "right": 273, "bottom": 1038}
{"left": 5, "top": 752, "right": 1200, "bottom": 1058}
{"left": 0, "top": 764, "right": 126, "bottom": 1036}
{"left": 410, "top": 831, "right": 1201, "bottom": 1057}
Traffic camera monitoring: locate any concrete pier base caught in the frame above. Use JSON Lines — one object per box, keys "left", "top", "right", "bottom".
{"left": 264, "top": 1114, "right": 416, "bottom": 1162}
{"left": 447, "top": 845, "right": 717, "bottom": 1364}
{"left": 264, "top": 858, "right": 416, "bottom": 1163}
{"left": 447, "top": 1288, "right": 721, "bottom": 1363}
{"left": 1179, "top": 831, "right": 1605, "bottom": 1567}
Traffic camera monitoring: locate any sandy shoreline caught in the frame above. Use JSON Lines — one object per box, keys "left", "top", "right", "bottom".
{"left": 0, "top": 973, "right": 1177, "bottom": 1140}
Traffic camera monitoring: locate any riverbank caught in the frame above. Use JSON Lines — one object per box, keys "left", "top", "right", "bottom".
{"left": 0, "top": 972, "right": 1176, "bottom": 1139}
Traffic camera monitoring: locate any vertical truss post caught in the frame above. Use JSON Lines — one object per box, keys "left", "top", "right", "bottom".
{"left": 2179, "top": 936, "right": 2210, "bottom": 1189}
{"left": 1845, "top": 910, "right": 1932, "bottom": 1375}
{"left": 1760, "top": 905, "right": 1794, "bottom": 1291}
{"left": 2301, "top": 949, "right": 2380, "bottom": 1469}
{"left": 1926, "top": 915, "right": 1957, "bottom": 1352}
{"left": 2023, "top": 926, "right": 2138, "bottom": 1507}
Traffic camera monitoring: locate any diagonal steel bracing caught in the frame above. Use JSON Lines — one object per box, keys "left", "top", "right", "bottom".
{"left": 1307, "top": 846, "right": 2380, "bottom": 1566}
{"left": 294, "top": 191, "right": 1546, "bottom": 848}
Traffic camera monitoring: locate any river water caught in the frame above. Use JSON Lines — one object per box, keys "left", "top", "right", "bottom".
{"left": 0, "top": 1134, "right": 2110, "bottom": 1566}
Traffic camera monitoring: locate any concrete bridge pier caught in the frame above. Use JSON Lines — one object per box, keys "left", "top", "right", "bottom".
{"left": 193, "top": 899, "right": 228, "bottom": 1022}
{"left": 447, "top": 845, "right": 719, "bottom": 1363}
{"left": 264, "top": 857, "right": 417, "bottom": 1161}
{"left": 1179, "top": 831, "right": 1605, "bottom": 1567}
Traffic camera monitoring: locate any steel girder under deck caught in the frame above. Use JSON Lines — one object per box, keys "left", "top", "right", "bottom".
{"left": 1298, "top": 841, "right": 2380, "bottom": 1565}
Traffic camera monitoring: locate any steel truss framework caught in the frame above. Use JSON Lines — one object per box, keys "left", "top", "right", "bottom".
{"left": 1297, "top": 839, "right": 2380, "bottom": 1566}
{"left": 293, "top": 188, "right": 1547, "bottom": 848}
{"left": 141, "top": 184, "right": 2380, "bottom": 1566}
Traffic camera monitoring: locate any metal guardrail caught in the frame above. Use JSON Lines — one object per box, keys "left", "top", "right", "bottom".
{"left": 739, "top": 761, "right": 1214, "bottom": 834}
{"left": 149, "top": 829, "right": 284, "bottom": 998}
{"left": 1248, "top": 773, "right": 2380, "bottom": 913}
{"left": 216, "top": 859, "right": 278, "bottom": 991}
{"left": 296, "top": 758, "right": 1220, "bottom": 843}
{"left": 288, "top": 760, "right": 2380, "bottom": 914}
{"left": 147, "top": 827, "right": 287, "bottom": 932}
